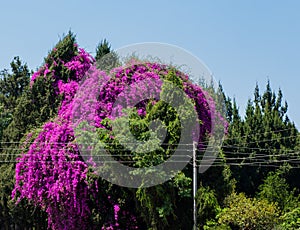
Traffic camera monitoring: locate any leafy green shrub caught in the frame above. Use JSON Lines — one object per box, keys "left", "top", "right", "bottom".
{"left": 204, "top": 220, "right": 230, "bottom": 230}
{"left": 217, "top": 192, "right": 279, "bottom": 230}
{"left": 279, "top": 207, "right": 300, "bottom": 229}
{"left": 257, "top": 167, "right": 299, "bottom": 212}
{"left": 196, "top": 186, "right": 221, "bottom": 228}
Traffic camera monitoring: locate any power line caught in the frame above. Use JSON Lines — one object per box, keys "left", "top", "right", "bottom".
{"left": 222, "top": 127, "right": 297, "bottom": 142}
{"left": 0, "top": 133, "right": 298, "bottom": 150}
{"left": 0, "top": 127, "right": 297, "bottom": 145}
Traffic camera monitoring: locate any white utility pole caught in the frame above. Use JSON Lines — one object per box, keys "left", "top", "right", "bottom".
{"left": 193, "top": 141, "right": 197, "bottom": 230}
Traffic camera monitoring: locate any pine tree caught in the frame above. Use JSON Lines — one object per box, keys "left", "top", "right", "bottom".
{"left": 95, "top": 39, "right": 111, "bottom": 61}
{"left": 223, "top": 81, "right": 298, "bottom": 195}
{"left": 95, "top": 39, "right": 119, "bottom": 72}
{"left": 0, "top": 57, "right": 30, "bottom": 145}
{"left": 0, "top": 57, "right": 31, "bottom": 111}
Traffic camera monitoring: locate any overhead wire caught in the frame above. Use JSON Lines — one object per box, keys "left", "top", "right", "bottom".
{"left": 0, "top": 128, "right": 299, "bottom": 167}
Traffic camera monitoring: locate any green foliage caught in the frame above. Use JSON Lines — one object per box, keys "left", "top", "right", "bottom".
{"left": 257, "top": 166, "right": 299, "bottom": 212}
{"left": 95, "top": 39, "right": 111, "bottom": 61}
{"left": 204, "top": 221, "right": 231, "bottom": 230}
{"left": 136, "top": 183, "right": 176, "bottom": 229}
{"left": 218, "top": 192, "right": 280, "bottom": 229}
{"left": 196, "top": 186, "right": 221, "bottom": 228}
{"left": 0, "top": 57, "right": 30, "bottom": 145}
{"left": 95, "top": 39, "right": 119, "bottom": 72}
{"left": 0, "top": 104, "right": 12, "bottom": 144}
{"left": 165, "top": 69, "right": 183, "bottom": 89}
{"left": 280, "top": 207, "right": 300, "bottom": 229}
{"left": 201, "top": 151, "right": 236, "bottom": 203}
{"left": 173, "top": 171, "right": 192, "bottom": 198}
{"left": 0, "top": 57, "right": 32, "bottom": 227}
{"left": 0, "top": 57, "right": 31, "bottom": 111}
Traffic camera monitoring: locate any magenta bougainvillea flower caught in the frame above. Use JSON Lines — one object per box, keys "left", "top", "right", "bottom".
{"left": 13, "top": 47, "right": 98, "bottom": 229}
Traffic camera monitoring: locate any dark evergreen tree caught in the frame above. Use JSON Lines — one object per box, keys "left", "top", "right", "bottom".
{"left": 0, "top": 57, "right": 30, "bottom": 146}
{"left": 95, "top": 39, "right": 119, "bottom": 72}
{"left": 0, "top": 57, "right": 36, "bottom": 229}
{"left": 0, "top": 57, "right": 31, "bottom": 111}
{"left": 95, "top": 39, "right": 111, "bottom": 61}
{"left": 223, "top": 81, "right": 298, "bottom": 195}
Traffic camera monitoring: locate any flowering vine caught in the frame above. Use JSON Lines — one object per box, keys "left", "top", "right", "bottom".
{"left": 13, "top": 46, "right": 98, "bottom": 229}
{"left": 13, "top": 43, "right": 226, "bottom": 229}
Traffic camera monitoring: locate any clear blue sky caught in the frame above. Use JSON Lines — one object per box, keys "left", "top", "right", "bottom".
{"left": 1, "top": 1, "right": 300, "bottom": 127}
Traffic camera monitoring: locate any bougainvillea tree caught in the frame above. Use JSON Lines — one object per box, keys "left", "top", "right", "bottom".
{"left": 13, "top": 38, "right": 226, "bottom": 229}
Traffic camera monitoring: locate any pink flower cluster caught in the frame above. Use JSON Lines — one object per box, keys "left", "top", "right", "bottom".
{"left": 13, "top": 46, "right": 97, "bottom": 229}
{"left": 13, "top": 121, "right": 93, "bottom": 229}
{"left": 64, "top": 48, "right": 95, "bottom": 82}
{"left": 91, "top": 61, "right": 216, "bottom": 139}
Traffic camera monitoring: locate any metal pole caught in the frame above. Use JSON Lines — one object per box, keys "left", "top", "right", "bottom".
{"left": 193, "top": 141, "right": 197, "bottom": 230}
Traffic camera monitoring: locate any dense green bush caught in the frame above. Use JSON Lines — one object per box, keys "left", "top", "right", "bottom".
{"left": 217, "top": 192, "right": 279, "bottom": 229}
